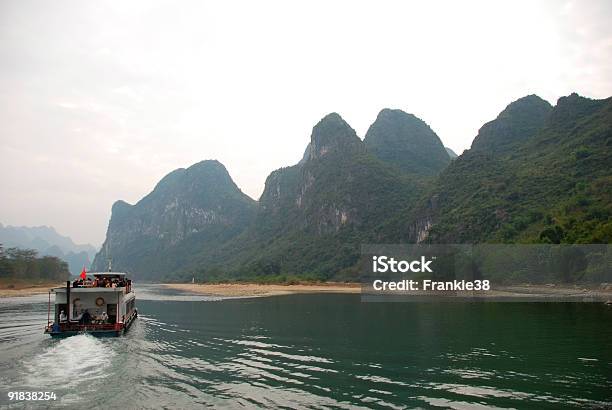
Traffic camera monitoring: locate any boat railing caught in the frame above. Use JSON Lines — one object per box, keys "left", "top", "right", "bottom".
{"left": 71, "top": 278, "right": 132, "bottom": 292}
{"left": 45, "top": 310, "right": 138, "bottom": 334}
{"left": 46, "top": 322, "right": 122, "bottom": 332}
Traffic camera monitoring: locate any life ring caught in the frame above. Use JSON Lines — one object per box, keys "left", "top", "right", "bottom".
{"left": 95, "top": 297, "right": 105, "bottom": 307}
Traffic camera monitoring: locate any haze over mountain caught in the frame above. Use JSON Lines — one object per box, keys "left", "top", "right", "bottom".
{"left": 93, "top": 93, "right": 612, "bottom": 281}
{"left": 0, "top": 223, "right": 96, "bottom": 275}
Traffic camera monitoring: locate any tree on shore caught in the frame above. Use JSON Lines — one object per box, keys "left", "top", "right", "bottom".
{"left": 0, "top": 244, "right": 70, "bottom": 282}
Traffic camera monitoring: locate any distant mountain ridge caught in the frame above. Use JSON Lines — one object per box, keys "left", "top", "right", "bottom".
{"left": 445, "top": 147, "right": 458, "bottom": 158}
{"left": 93, "top": 93, "right": 611, "bottom": 281}
{"left": 0, "top": 223, "right": 96, "bottom": 275}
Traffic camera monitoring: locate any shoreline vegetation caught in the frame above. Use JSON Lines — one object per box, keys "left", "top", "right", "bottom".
{"left": 163, "top": 282, "right": 612, "bottom": 299}
{"left": 0, "top": 245, "right": 70, "bottom": 297}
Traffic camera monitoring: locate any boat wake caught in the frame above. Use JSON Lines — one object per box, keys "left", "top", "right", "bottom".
{"left": 22, "top": 334, "right": 115, "bottom": 393}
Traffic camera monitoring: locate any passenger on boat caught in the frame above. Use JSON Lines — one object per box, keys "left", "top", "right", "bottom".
{"left": 100, "top": 311, "right": 108, "bottom": 323}
{"left": 73, "top": 312, "right": 82, "bottom": 322}
{"left": 59, "top": 310, "right": 67, "bottom": 322}
{"left": 80, "top": 310, "right": 92, "bottom": 325}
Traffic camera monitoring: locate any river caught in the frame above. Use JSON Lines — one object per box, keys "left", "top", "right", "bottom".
{"left": 0, "top": 284, "right": 610, "bottom": 409}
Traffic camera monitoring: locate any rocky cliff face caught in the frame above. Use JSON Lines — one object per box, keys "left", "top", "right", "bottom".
{"left": 364, "top": 108, "right": 450, "bottom": 175}
{"left": 92, "top": 160, "right": 256, "bottom": 277}
{"left": 258, "top": 114, "right": 362, "bottom": 234}
{"left": 90, "top": 107, "right": 467, "bottom": 279}
{"left": 307, "top": 113, "right": 364, "bottom": 160}
{"left": 226, "top": 112, "right": 427, "bottom": 278}
{"left": 257, "top": 112, "right": 416, "bottom": 236}
{"left": 92, "top": 93, "right": 611, "bottom": 281}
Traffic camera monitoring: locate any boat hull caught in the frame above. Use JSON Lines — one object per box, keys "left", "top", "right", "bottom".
{"left": 47, "top": 329, "right": 124, "bottom": 338}
{"left": 45, "top": 310, "right": 138, "bottom": 338}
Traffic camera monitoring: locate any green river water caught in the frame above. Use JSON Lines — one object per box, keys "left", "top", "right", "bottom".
{"left": 0, "top": 284, "right": 610, "bottom": 409}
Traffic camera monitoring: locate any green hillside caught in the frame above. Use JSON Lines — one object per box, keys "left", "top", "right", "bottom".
{"left": 93, "top": 93, "right": 612, "bottom": 282}
{"left": 92, "top": 160, "right": 257, "bottom": 278}
{"left": 405, "top": 93, "right": 611, "bottom": 245}
{"left": 173, "top": 113, "right": 428, "bottom": 282}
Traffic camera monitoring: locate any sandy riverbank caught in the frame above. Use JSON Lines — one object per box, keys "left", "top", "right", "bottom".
{"left": 164, "top": 282, "right": 612, "bottom": 300}
{"left": 492, "top": 284, "right": 612, "bottom": 299}
{"left": 164, "top": 282, "right": 361, "bottom": 297}
{"left": 0, "top": 283, "right": 61, "bottom": 298}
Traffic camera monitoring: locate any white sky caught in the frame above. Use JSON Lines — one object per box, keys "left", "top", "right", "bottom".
{"left": 1, "top": 0, "right": 611, "bottom": 246}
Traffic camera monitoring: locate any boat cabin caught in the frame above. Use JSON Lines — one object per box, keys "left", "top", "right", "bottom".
{"left": 45, "top": 272, "right": 137, "bottom": 337}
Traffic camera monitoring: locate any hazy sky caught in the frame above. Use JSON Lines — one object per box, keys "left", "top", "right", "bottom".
{"left": 1, "top": 0, "right": 611, "bottom": 246}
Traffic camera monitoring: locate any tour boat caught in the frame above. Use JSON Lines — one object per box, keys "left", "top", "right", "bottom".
{"left": 44, "top": 272, "right": 137, "bottom": 338}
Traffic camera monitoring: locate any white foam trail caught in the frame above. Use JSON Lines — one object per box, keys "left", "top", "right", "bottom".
{"left": 23, "top": 334, "right": 115, "bottom": 390}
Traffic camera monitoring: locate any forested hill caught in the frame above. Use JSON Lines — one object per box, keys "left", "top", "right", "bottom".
{"left": 205, "top": 112, "right": 428, "bottom": 280}
{"left": 93, "top": 93, "right": 612, "bottom": 281}
{"left": 401, "top": 93, "right": 612, "bottom": 244}
{"left": 91, "top": 160, "right": 257, "bottom": 276}
{"left": 364, "top": 108, "right": 450, "bottom": 175}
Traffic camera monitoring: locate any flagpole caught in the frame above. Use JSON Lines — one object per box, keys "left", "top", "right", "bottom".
{"left": 47, "top": 290, "right": 51, "bottom": 326}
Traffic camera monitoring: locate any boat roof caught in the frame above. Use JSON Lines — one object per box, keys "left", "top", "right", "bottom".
{"left": 90, "top": 272, "right": 128, "bottom": 277}
{"left": 54, "top": 287, "right": 123, "bottom": 293}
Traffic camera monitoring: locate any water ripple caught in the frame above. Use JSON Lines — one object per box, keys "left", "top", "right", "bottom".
{"left": 0, "top": 286, "right": 610, "bottom": 409}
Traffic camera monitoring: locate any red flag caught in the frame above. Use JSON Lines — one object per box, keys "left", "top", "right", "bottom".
{"left": 80, "top": 267, "right": 87, "bottom": 280}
